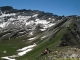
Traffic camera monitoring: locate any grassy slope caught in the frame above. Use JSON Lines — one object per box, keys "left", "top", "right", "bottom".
{"left": 0, "top": 21, "right": 76, "bottom": 60}
{"left": 0, "top": 34, "right": 31, "bottom": 58}
{"left": 17, "top": 22, "right": 76, "bottom": 60}
{"left": 17, "top": 27, "right": 67, "bottom": 60}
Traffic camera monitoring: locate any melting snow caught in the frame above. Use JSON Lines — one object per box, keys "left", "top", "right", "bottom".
{"left": 32, "top": 14, "right": 38, "bottom": 17}
{"left": 26, "top": 21, "right": 34, "bottom": 26}
{"left": 43, "top": 23, "right": 56, "bottom": 29}
{"left": 25, "top": 19, "right": 55, "bottom": 30}
{"left": 41, "top": 36, "right": 46, "bottom": 40}
{"left": 49, "top": 18, "right": 51, "bottom": 19}
{"left": 48, "top": 23, "right": 56, "bottom": 27}
{"left": 40, "top": 29, "right": 46, "bottom": 31}
{"left": 1, "top": 44, "right": 36, "bottom": 60}
{"left": 0, "top": 13, "right": 56, "bottom": 33}
{"left": 41, "top": 36, "right": 46, "bottom": 39}
{"left": 18, "top": 49, "right": 32, "bottom": 56}
{"left": 0, "top": 13, "right": 16, "bottom": 18}
{"left": 1, "top": 57, "right": 15, "bottom": 60}
{"left": 9, "top": 55, "right": 19, "bottom": 58}
{"left": 17, "top": 44, "right": 36, "bottom": 51}
{"left": 0, "top": 22, "right": 7, "bottom": 28}
{"left": 40, "top": 23, "right": 56, "bottom": 31}
{"left": 29, "top": 32, "right": 33, "bottom": 36}
{"left": 28, "top": 37, "right": 36, "bottom": 40}
{"left": 17, "top": 16, "right": 31, "bottom": 20}
{"left": 35, "top": 19, "right": 50, "bottom": 25}
{"left": 8, "top": 18, "right": 16, "bottom": 21}
{"left": 17, "top": 44, "right": 36, "bottom": 56}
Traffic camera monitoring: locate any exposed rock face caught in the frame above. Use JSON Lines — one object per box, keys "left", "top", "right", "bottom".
{"left": 0, "top": 6, "right": 80, "bottom": 44}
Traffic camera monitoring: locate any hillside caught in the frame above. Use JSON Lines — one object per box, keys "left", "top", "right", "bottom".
{"left": 17, "top": 20, "right": 80, "bottom": 60}
{"left": 0, "top": 6, "right": 80, "bottom": 60}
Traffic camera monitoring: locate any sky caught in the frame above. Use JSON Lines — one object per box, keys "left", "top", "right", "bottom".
{"left": 0, "top": 0, "right": 80, "bottom": 16}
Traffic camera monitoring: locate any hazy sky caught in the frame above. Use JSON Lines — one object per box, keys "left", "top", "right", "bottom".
{"left": 0, "top": 0, "right": 80, "bottom": 16}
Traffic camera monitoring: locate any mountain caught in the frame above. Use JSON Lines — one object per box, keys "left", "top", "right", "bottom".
{"left": 0, "top": 6, "right": 80, "bottom": 60}
{"left": 0, "top": 6, "right": 64, "bottom": 41}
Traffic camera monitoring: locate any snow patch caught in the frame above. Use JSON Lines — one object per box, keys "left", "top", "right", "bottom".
{"left": 41, "top": 36, "right": 46, "bottom": 39}
{"left": 17, "top": 16, "right": 31, "bottom": 20}
{"left": 1, "top": 44, "right": 36, "bottom": 60}
{"left": 41, "top": 36, "right": 46, "bottom": 40}
{"left": 48, "top": 23, "right": 56, "bottom": 27}
{"left": 26, "top": 21, "right": 34, "bottom": 26}
{"left": 29, "top": 32, "right": 33, "bottom": 36}
{"left": 28, "top": 37, "right": 36, "bottom": 40}
{"left": 1, "top": 57, "right": 15, "bottom": 60}
{"left": 35, "top": 19, "right": 50, "bottom": 25}
{"left": 0, "top": 22, "right": 7, "bottom": 28}
{"left": 17, "top": 44, "right": 36, "bottom": 56}
{"left": 43, "top": 23, "right": 56, "bottom": 29}
{"left": 18, "top": 49, "right": 32, "bottom": 56}
{"left": 0, "top": 13, "right": 16, "bottom": 18}
{"left": 40, "top": 29, "right": 46, "bottom": 31}
{"left": 17, "top": 44, "right": 36, "bottom": 51}
{"left": 32, "top": 14, "right": 38, "bottom": 17}
{"left": 8, "top": 18, "right": 16, "bottom": 21}
{"left": 49, "top": 18, "right": 51, "bottom": 19}
{"left": 9, "top": 55, "right": 19, "bottom": 58}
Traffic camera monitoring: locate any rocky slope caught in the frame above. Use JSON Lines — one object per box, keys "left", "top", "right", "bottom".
{"left": 0, "top": 6, "right": 60, "bottom": 41}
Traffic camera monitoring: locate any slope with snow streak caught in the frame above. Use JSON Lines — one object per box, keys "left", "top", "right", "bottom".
{"left": 1, "top": 57, "right": 16, "bottom": 60}
{"left": 1, "top": 44, "right": 36, "bottom": 60}
{"left": 28, "top": 37, "right": 37, "bottom": 40}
